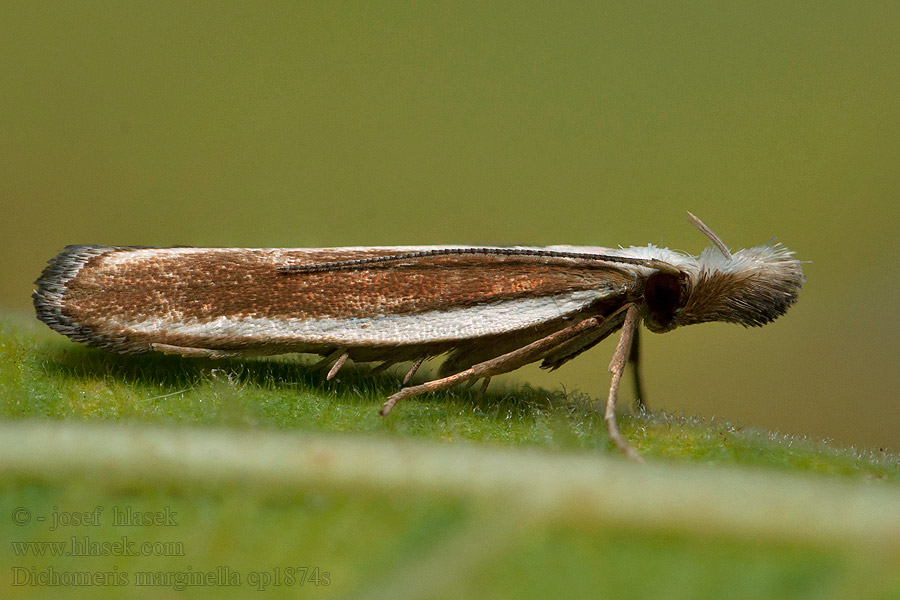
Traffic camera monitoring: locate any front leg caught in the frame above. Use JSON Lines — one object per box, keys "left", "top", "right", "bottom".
{"left": 605, "top": 304, "right": 643, "bottom": 462}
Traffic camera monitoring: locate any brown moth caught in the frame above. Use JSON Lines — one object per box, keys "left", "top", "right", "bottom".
{"left": 33, "top": 214, "right": 804, "bottom": 460}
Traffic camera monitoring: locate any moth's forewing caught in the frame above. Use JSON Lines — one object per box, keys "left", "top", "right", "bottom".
{"left": 36, "top": 246, "right": 638, "bottom": 363}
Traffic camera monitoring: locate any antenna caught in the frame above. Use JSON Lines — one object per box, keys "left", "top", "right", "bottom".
{"left": 686, "top": 212, "right": 732, "bottom": 260}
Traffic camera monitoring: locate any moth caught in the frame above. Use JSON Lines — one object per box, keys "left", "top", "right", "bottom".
{"left": 33, "top": 214, "right": 803, "bottom": 460}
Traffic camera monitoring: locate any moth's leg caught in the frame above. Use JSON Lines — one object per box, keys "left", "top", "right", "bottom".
{"left": 628, "top": 326, "right": 647, "bottom": 412}
{"left": 369, "top": 355, "right": 426, "bottom": 382}
{"left": 402, "top": 356, "right": 427, "bottom": 385}
{"left": 311, "top": 348, "right": 345, "bottom": 372}
{"left": 462, "top": 376, "right": 492, "bottom": 396}
{"left": 326, "top": 351, "right": 350, "bottom": 381}
{"left": 380, "top": 317, "right": 602, "bottom": 416}
{"left": 150, "top": 343, "right": 243, "bottom": 358}
{"left": 606, "top": 304, "right": 643, "bottom": 462}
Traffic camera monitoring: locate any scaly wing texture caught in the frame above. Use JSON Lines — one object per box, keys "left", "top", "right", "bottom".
{"left": 34, "top": 246, "right": 639, "bottom": 367}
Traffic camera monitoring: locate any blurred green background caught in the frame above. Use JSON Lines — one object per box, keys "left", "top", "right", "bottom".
{"left": 2, "top": 2, "right": 898, "bottom": 450}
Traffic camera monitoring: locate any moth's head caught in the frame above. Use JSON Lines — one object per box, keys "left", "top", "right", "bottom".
{"left": 677, "top": 243, "right": 805, "bottom": 328}
{"left": 642, "top": 214, "right": 804, "bottom": 332}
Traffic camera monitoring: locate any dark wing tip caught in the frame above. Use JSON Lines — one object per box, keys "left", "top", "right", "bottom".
{"left": 32, "top": 245, "right": 138, "bottom": 352}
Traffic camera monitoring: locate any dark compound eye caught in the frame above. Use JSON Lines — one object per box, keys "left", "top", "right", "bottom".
{"left": 644, "top": 271, "right": 686, "bottom": 331}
